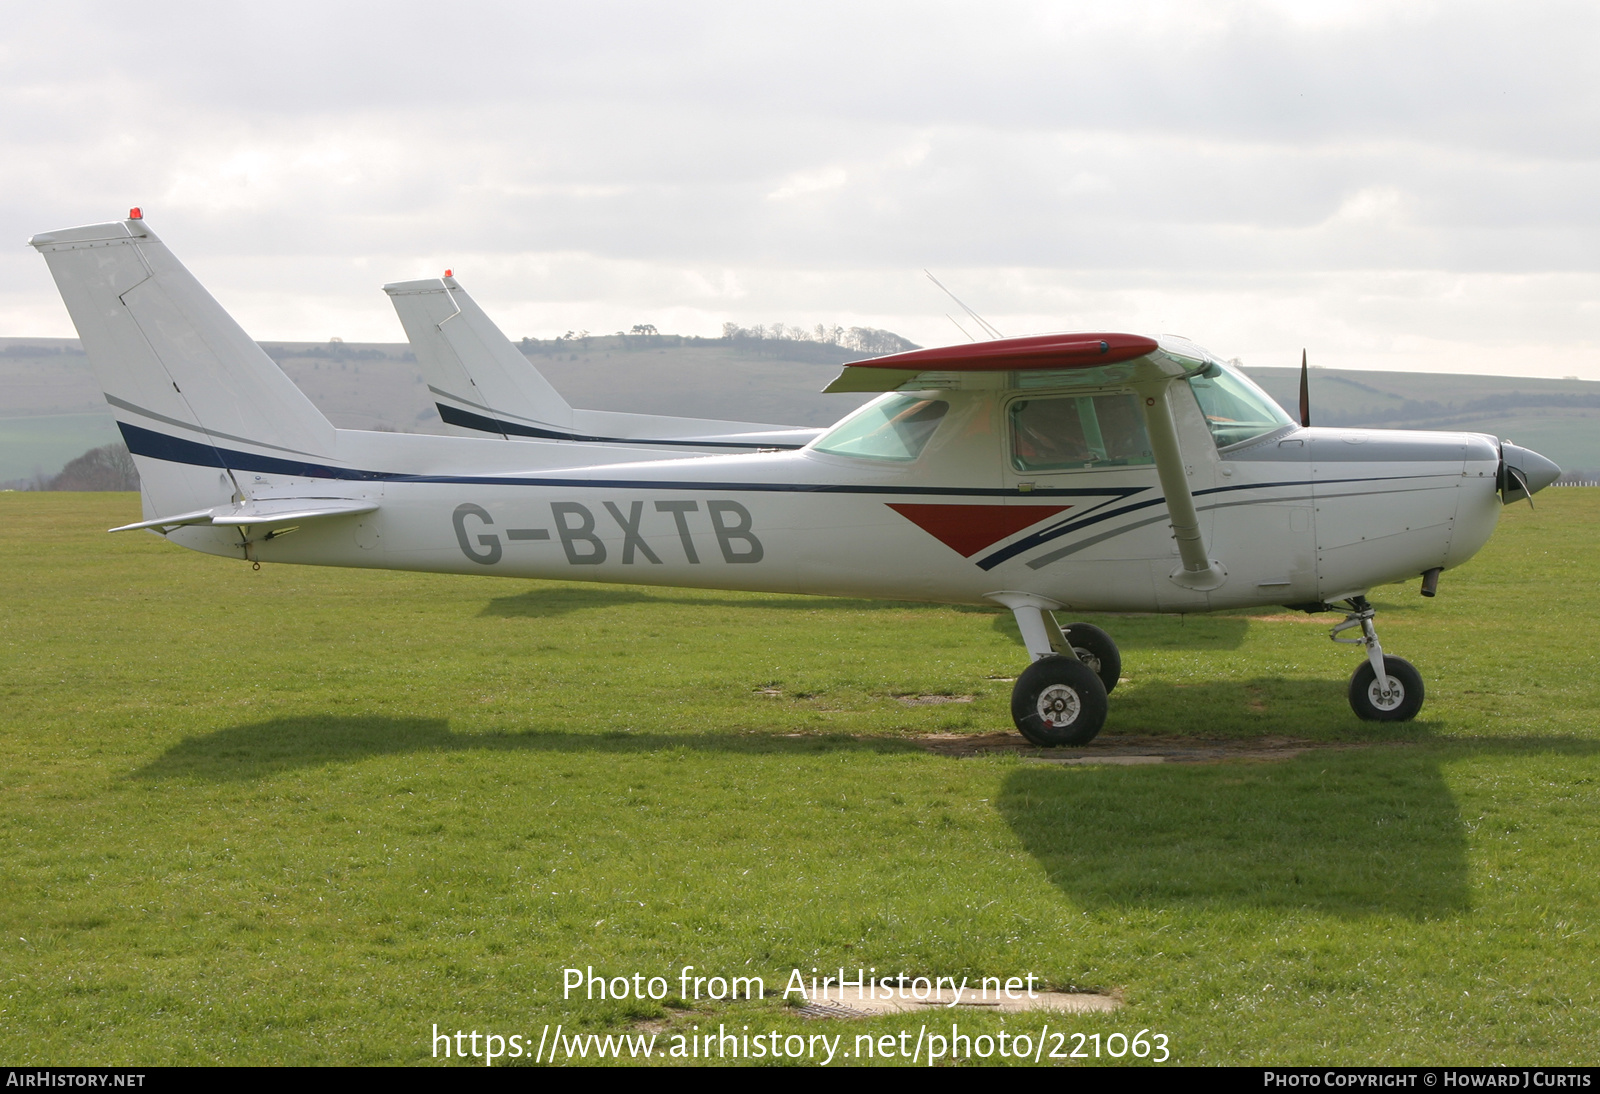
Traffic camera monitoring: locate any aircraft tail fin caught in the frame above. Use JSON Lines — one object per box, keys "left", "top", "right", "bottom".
{"left": 384, "top": 276, "right": 575, "bottom": 438}
{"left": 29, "top": 214, "right": 338, "bottom": 521}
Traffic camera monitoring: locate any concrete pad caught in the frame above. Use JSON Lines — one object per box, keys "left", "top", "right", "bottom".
{"left": 796, "top": 982, "right": 1119, "bottom": 1019}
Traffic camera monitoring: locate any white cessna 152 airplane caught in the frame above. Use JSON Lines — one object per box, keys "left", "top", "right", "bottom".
{"left": 31, "top": 212, "right": 1562, "bottom": 746}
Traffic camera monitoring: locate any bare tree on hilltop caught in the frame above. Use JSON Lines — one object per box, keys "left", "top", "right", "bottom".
{"left": 720, "top": 323, "right": 917, "bottom": 354}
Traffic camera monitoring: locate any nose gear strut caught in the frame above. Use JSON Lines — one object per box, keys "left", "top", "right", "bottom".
{"left": 1331, "top": 596, "right": 1389, "bottom": 693}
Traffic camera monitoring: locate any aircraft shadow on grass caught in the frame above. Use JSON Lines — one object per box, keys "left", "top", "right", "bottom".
{"left": 484, "top": 586, "right": 1258, "bottom": 653}
{"left": 130, "top": 678, "right": 1360, "bottom": 785}
{"left": 130, "top": 712, "right": 1598, "bottom": 921}
{"left": 481, "top": 586, "right": 969, "bottom": 619}
{"left": 989, "top": 599, "right": 1428, "bottom": 654}
{"left": 991, "top": 612, "right": 1252, "bottom": 651}
{"left": 129, "top": 715, "right": 927, "bottom": 783}
{"left": 996, "top": 737, "right": 1600, "bottom": 921}
{"left": 1107, "top": 678, "right": 1382, "bottom": 737}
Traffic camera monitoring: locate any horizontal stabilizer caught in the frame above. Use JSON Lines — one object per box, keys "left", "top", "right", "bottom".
{"left": 108, "top": 508, "right": 218, "bottom": 533}
{"left": 111, "top": 497, "right": 378, "bottom": 534}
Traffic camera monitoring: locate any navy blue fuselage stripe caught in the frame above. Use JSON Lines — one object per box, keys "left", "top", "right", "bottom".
{"left": 437, "top": 403, "right": 807, "bottom": 450}
{"left": 120, "top": 421, "right": 226, "bottom": 468}
{"left": 117, "top": 421, "right": 1144, "bottom": 496}
{"left": 119, "top": 422, "right": 390, "bottom": 481}
{"left": 975, "top": 495, "right": 1172, "bottom": 569}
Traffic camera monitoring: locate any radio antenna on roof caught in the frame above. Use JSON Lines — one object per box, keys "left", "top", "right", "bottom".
{"left": 944, "top": 313, "right": 978, "bottom": 342}
{"left": 924, "top": 270, "right": 1004, "bottom": 340}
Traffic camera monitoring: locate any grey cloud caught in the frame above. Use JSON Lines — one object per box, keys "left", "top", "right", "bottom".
{"left": 2, "top": 1, "right": 1597, "bottom": 375}
{"left": 11, "top": 2, "right": 1599, "bottom": 149}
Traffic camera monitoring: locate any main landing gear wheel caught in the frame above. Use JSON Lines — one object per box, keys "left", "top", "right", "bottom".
{"left": 1063, "top": 622, "right": 1121, "bottom": 694}
{"left": 1011, "top": 655, "right": 1108, "bottom": 747}
{"left": 1348, "top": 656, "right": 1424, "bottom": 722}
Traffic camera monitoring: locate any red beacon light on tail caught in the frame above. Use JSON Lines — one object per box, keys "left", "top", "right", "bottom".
{"left": 444, "top": 269, "right": 452, "bottom": 278}
{"left": 128, "top": 208, "right": 142, "bottom": 220}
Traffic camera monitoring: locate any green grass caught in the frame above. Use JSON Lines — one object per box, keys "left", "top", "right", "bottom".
{"left": 2, "top": 492, "right": 1598, "bottom": 1065}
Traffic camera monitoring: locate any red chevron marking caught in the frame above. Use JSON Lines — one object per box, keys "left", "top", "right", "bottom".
{"left": 887, "top": 503, "right": 1071, "bottom": 557}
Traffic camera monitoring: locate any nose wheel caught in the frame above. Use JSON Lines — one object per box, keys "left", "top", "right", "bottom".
{"left": 1332, "top": 596, "right": 1425, "bottom": 722}
{"left": 1348, "top": 656, "right": 1424, "bottom": 721}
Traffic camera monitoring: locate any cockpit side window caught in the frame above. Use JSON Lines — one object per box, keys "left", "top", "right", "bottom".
{"left": 812, "top": 393, "right": 949, "bottom": 461}
{"left": 1010, "top": 393, "right": 1154, "bottom": 472}
{"left": 1186, "top": 362, "right": 1294, "bottom": 449}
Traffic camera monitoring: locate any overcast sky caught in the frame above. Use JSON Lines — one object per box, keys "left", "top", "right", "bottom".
{"left": 4, "top": 0, "right": 1597, "bottom": 377}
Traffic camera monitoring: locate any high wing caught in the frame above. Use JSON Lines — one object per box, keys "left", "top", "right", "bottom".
{"left": 384, "top": 276, "right": 823, "bottom": 451}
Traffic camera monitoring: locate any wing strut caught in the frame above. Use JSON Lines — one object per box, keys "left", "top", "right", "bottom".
{"left": 1136, "top": 381, "right": 1226, "bottom": 591}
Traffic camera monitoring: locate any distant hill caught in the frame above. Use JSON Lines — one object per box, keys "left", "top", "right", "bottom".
{"left": 0, "top": 334, "right": 881, "bottom": 485}
{"left": 3, "top": 335, "right": 1596, "bottom": 483}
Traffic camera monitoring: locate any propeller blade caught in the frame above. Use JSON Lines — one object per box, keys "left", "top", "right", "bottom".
{"left": 1299, "top": 348, "right": 1310, "bottom": 427}
{"left": 1507, "top": 465, "right": 1533, "bottom": 509}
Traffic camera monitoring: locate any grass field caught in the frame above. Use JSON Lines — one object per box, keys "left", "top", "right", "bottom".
{"left": 2, "top": 492, "right": 1598, "bottom": 1065}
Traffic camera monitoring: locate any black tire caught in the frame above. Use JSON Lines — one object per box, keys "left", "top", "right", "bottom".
{"left": 1348, "top": 656, "right": 1424, "bottom": 722}
{"left": 1063, "top": 622, "right": 1121, "bottom": 694}
{"left": 1011, "top": 655, "right": 1108, "bottom": 747}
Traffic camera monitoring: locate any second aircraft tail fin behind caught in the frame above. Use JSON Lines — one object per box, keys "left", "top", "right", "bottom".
{"left": 384, "top": 276, "right": 575, "bottom": 439}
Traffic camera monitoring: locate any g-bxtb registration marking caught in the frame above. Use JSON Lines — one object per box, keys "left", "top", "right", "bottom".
{"left": 453, "top": 500, "right": 764, "bottom": 566}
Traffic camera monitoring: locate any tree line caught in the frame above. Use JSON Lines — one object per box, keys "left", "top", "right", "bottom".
{"left": 720, "top": 323, "right": 918, "bottom": 355}
{"left": 514, "top": 324, "right": 919, "bottom": 358}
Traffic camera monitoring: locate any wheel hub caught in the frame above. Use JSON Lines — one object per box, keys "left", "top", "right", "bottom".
{"left": 1367, "top": 678, "right": 1406, "bottom": 711}
{"left": 1036, "top": 683, "right": 1082, "bottom": 728}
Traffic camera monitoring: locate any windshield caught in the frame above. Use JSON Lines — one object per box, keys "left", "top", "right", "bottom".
{"left": 812, "top": 393, "right": 949, "bottom": 461}
{"left": 1186, "top": 361, "right": 1294, "bottom": 448}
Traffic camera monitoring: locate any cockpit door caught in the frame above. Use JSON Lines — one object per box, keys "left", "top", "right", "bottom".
{"left": 991, "top": 389, "right": 1170, "bottom": 601}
